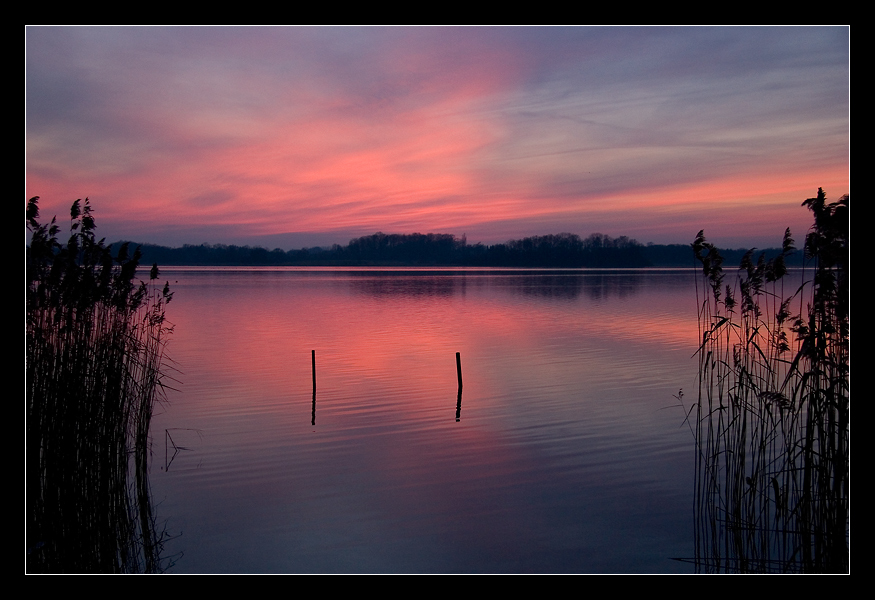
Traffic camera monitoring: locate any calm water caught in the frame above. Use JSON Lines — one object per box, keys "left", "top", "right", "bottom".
{"left": 149, "top": 268, "right": 702, "bottom": 573}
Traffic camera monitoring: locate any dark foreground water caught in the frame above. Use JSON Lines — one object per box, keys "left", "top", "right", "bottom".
{"left": 149, "top": 268, "right": 702, "bottom": 573}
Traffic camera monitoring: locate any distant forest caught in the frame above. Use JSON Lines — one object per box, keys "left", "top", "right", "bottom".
{"left": 120, "top": 232, "right": 801, "bottom": 268}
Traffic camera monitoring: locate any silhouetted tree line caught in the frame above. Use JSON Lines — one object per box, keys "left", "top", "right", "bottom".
{"left": 122, "top": 232, "right": 800, "bottom": 268}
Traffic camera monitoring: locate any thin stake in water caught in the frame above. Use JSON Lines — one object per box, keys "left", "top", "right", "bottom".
{"left": 311, "top": 350, "right": 317, "bottom": 426}
{"left": 456, "top": 352, "right": 463, "bottom": 391}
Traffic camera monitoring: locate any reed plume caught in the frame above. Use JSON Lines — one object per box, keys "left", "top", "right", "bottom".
{"left": 26, "top": 197, "right": 175, "bottom": 573}
{"left": 689, "top": 189, "right": 848, "bottom": 573}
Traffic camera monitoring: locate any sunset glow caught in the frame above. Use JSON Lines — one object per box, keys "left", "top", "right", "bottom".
{"left": 26, "top": 26, "right": 849, "bottom": 250}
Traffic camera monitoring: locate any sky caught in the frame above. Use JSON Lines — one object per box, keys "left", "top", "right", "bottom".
{"left": 26, "top": 26, "right": 849, "bottom": 250}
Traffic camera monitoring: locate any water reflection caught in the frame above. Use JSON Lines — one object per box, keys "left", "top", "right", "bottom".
{"left": 150, "top": 267, "right": 700, "bottom": 573}
{"left": 28, "top": 433, "right": 171, "bottom": 573}
{"left": 342, "top": 269, "right": 665, "bottom": 301}
{"left": 350, "top": 273, "right": 464, "bottom": 297}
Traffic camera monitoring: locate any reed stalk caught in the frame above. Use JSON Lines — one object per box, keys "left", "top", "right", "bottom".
{"left": 689, "top": 189, "right": 848, "bottom": 573}
{"left": 26, "top": 197, "right": 175, "bottom": 573}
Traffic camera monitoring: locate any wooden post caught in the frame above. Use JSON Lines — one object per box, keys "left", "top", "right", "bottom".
{"left": 311, "top": 350, "right": 317, "bottom": 426}
{"left": 456, "top": 352, "right": 463, "bottom": 391}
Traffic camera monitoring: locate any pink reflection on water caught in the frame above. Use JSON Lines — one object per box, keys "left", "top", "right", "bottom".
{"left": 152, "top": 268, "right": 700, "bottom": 572}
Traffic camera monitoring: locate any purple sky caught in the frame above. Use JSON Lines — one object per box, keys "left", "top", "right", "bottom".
{"left": 26, "top": 26, "right": 849, "bottom": 250}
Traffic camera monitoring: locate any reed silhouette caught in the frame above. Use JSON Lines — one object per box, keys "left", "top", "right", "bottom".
{"left": 687, "top": 189, "right": 848, "bottom": 573}
{"left": 26, "top": 197, "right": 175, "bottom": 573}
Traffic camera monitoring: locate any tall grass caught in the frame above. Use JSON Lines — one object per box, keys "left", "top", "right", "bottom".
{"left": 688, "top": 188, "right": 848, "bottom": 573}
{"left": 26, "top": 197, "right": 175, "bottom": 573}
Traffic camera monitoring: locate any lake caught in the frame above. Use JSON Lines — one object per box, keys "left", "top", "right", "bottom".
{"left": 149, "top": 267, "right": 703, "bottom": 573}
